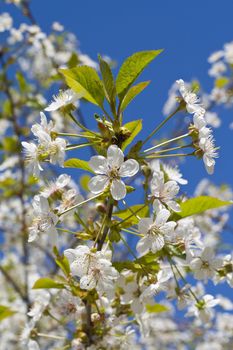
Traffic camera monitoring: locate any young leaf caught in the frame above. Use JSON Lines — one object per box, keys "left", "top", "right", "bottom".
{"left": 122, "top": 119, "right": 142, "bottom": 151}
{"left": 32, "top": 277, "right": 65, "bottom": 289}
{"left": 0, "top": 305, "right": 16, "bottom": 322}
{"left": 120, "top": 81, "right": 150, "bottom": 112}
{"left": 98, "top": 55, "right": 116, "bottom": 106}
{"left": 146, "top": 304, "right": 169, "bottom": 313}
{"left": 175, "top": 196, "right": 232, "bottom": 219}
{"left": 64, "top": 158, "right": 94, "bottom": 173}
{"left": 59, "top": 65, "right": 104, "bottom": 107}
{"left": 113, "top": 204, "right": 149, "bottom": 225}
{"left": 116, "top": 50, "right": 163, "bottom": 100}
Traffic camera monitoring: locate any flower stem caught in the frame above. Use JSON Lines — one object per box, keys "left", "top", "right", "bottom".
{"left": 142, "top": 106, "right": 181, "bottom": 146}
{"left": 143, "top": 132, "right": 190, "bottom": 153}
{"left": 59, "top": 193, "right": 104, "bottom": 216}
{"left": 145, "top": 152, "right": 194, "bottom": 159}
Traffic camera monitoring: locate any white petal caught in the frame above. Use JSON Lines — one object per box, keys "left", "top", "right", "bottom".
{"left": 80, "top": 275, "right": 96, "bottom": 290}
{"left": 119, "top": 159, "right": 139, "bottom": 177}
{"left": 89, "top": 155, "right": 108, "bottom": 174}
{"left": 166, "top": 200, "right": 181, "bottom": 212}
{"left": 110, "top": 179, "right": 126, "bottom": 200}
{"left": 155, "top": 208, "right": 170, "bottom": 226}
{"left": 56, "top": 174, "right": 71, "bottom": 188}
{"left": 138, "top": 218, "right": 153, "bottom": 235}
{"left": 151, "top": 235, "right": 165, "bottom": 253}
{"left": 89, "top": 175, "right": 109, "bottom": 194}
{"left": 107, "top": 145, "right": 124, "bottom": 168}
{"left": 136, "top": 237, "right": 150, "bottom": 255}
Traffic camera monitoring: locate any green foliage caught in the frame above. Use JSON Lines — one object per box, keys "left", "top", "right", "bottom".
{"left": 64, "top": 158, "right": 94, "bottom": 173}
{"left": 175, "top": 196, "right": 232, "bottom": 219}
{"left": 116, "top": 50, "right": 162, "bottom": 101}
{"left": 146, "top": 304, "right": 169, "bottom": 313}
{"left": 98, "top": 55, "right": 116, "bottom": 107}
{"left": 0, "top": 305, "right": 16, "bottom": 322}
{"left": 120, "top": 81, "right": 150, "bottom": 112}
{"left": 113, "top": 204, "right": 149, "bottom": 225}
{"left": 60, "top": 65, "right": 105, "bottom": 107}
{"left": 215, "top": 77, "right": 229, "bottom": 88}
{"left": 32, "top": 277, "right": 65, "bottom": 289}
{"left": 122, "top": 119, "right": 142, "bottom": 151}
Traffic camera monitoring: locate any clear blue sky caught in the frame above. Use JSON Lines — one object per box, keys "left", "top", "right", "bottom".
{"left": 3, "top": 0, "right": 233, "bottom": 298}
{"left": 20, "top": 0, "right": 233, "bottom": 192}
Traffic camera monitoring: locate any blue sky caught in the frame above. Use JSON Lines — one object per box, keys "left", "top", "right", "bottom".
{"left": 3, "top": 0, "right": 233, "bottom": 298}
{"left": 17, "top": 0, "right": 233, "bottom": 192}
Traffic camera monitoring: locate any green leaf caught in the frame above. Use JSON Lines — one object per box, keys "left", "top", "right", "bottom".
{"left": 16, "top": 72, "right": 28, "bottom": 93}
{"left": 98, "top": 55, "right": 116, "bottom": 105}
{"left": 80, "top": 174, "right": 91, "bottom": 191}
{"left": 122, "top": 120, "right": 142, "bottom": 151}
{"left": 146, "top": 304, "right": 169, "bottom": 313}
{"left": 55, "top": 256, "right": 71, "bottom": 276}
{"left": 113, "top": 204, "right": 149, "bottom": 225}
{"left": 32, "top": 277, "right": 65, "bottom": 289}
{"left": 64, "top": 158, "right": 94, "bottom": 173}
{"left": 175, "top": 196, "right": 232, "bottom": 219}
{"left": 0, "top": 305, "right": 16, "bottom": 322}
{"left": 60, "top": 65, "right": 104, "bottom": 107}
{"left": 120, "top": 81, "right": 150, "bottom": 112}
{"left": 116, "top": 50, "right": 163, "bottom": 100}
{"left": 215, "top": 77, "right": 229, "bottom": 88}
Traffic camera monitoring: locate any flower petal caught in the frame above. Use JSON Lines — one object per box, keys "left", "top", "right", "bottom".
{"left": 119, "top": 159, "right": 139, "bottom": 177}
{"left": 89, "top": 155, "right": 108, "bottom": 174}
{"left": 110, "top": 179, "right": 126, "bottom": 200}
{"left": 107, "top": 145, "right": 124, "bottom": 168}
{"left": 89, "top": 175, "right": 109, "bottom": 194}
{"left": 138, "top": 218, "right": 153, "bottom": 235}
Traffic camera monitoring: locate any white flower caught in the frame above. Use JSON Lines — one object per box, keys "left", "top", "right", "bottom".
{"left": 40, "top": 174, "right": 71, "bottom": 198}
{"left": 22, "top": 141, "right": 43, "bottom": 177}
{"left": 205, "top": 111, "right": 221, "bottom": 128}
{"left": 208, "top": 50, "right": 224, "bottom": 63}
{"left": 64, "top": 245, "right": 118, "bottom": 299}
{"left": 186, "top": 294, "right": 219, "bottom": 323}
{"left": 45, "top": 89, "right": 81, "bottom": 112}
{"left": 57, "top": 188, "right": 83, "bottom": 214}
{"left": 162, "top": 163, "right": 188, "bottom": 185}
{"left": 31, "top": 112, "right": 55, "bottom": 138}
{"left": 27, "top": 291, "right": 50, "bottom": 323}
{"left": 52, "top": 21, "right": 64, "bottom": 32}
{"left": 151, "top": 171, "right": 180, "bottom": 212}
{"left": 88, "top": 145, "right": 139, "bottom": 200}
{"left": 0, "top": 13, "right": 13, "bottom": 32}
{"left": 176, "top": 79, "right": 204, "bottom": 114}
{"left": 141, "top": 269, "right": 172, "bottom": 298}
{"left": 208, "top": 61, "right": 227, "bottom": 78}
{"left": 190, "top": 247, "right": 222, "bottom": 282}
{"left": 28, "top": 195, "right": 58, "bottom": 245}
{"left": 136, "top": 208, "right": 176, "bottom": 255}
{"left": 49, "top": 137, "right": 66, "bottom": 166}
{"left": 224, "top": 41, "right": 233, "bottom": 64}
{"left": 199, "top": 134, "right": 218, "bottom": 175}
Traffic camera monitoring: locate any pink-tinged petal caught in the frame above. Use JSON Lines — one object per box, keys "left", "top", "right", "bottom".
{"left": 110, "top": 179, "right": 126, "bottom": 200}
{"left": 89, "top": 155, "right": 108, "bottom": 174}
{"left": 138, "top": 218, "right": 154, "bottom": 235}
{"left": 88, "top": 175, "right": 109, "bottom": 194}
{"left": 107, "top": 145, "right": 124, "bottom": 168}
{"left": 119, "top": 159, "right": 139, "bottom": 177}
